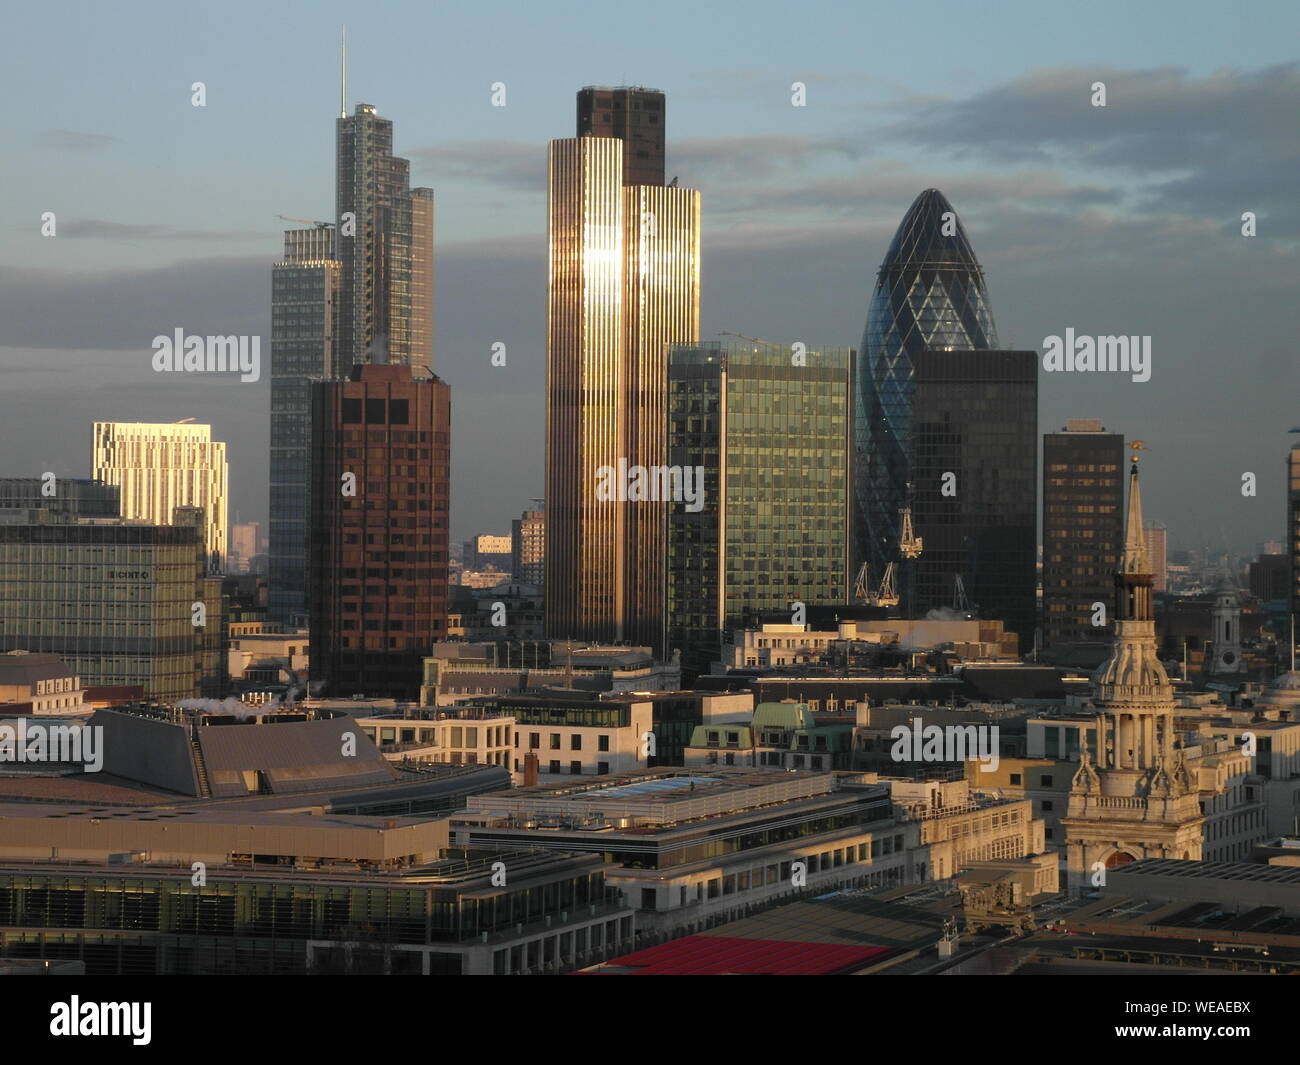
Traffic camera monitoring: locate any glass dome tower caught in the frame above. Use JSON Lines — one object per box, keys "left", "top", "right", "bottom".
{"left": 854, "top": 189, "right": 1000, "bottom": 578}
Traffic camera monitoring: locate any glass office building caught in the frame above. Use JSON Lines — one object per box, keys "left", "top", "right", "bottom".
{"left": 666, "top": 342, "right": 852, "bottom": 679}
{"left": 0, "top": 515, "right": 208, "bottom": 702}
{"left": 855, "top": 189, "right": 999, "bottom": 577}
{"left": 910, "top": 349, "right": 1038, "bottom": 652}
{"left": 0, "top": 478, "right": 119, "bottom": 519}
{"left": 269, "top": 228, "right": 340, "bottom": 626}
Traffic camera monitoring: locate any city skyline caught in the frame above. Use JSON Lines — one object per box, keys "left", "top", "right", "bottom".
{"left": 2, "top": 2, "right": 1300, "bottom": 991}
{"left": 1, "top": 1, "right": 1296, "bottom": 553}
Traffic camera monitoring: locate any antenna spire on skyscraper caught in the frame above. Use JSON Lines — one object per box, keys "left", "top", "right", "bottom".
{"left": 340, "top": 25, "right": 347, "bottom": 119}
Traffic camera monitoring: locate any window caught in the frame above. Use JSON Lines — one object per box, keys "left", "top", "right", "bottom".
{"left": 570, "top": 734, "right": 582, "bottom": 751}
{"left": 529, "top": 733, "right": 540, "bottom": 749}
{"left": 1041, "top": 800, "right": 1054, "bottom": 811}
{"left": 597, "top": 761, "right": 609, "bottom": 775}
{"left": 549, "top": 733, "right": 561, "bottom": 750}
{"left": 548, "top": 760, "right": 560, "bottom": 775}
{"left": 1010, "top": 773, "right": 1022, "bottom": 785}
{"left": 598, "top": 735, "right": 610, "bottom": 752}
{"left": 1041, "top": 775, "right": 1053, "bottom": 786}
{"left": 570, "top": 761, "right": 582, "bottom": 775}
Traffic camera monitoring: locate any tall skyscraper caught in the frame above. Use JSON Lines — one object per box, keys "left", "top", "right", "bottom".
{"left": 665, "top": 342, "right": 853, "bottom": 678}
{"left": 910, "top": 350, "right": 1037, "bottom": 652}
{"left": 309, "top": 364, "right": 450, "bottom": 699}
{"left": 92, "top": 422, "right": 228, "bottom": 573}
{"left": 336, "top": 103, "right": 434, "bottom": 371}
{"left": 1144, "top": 524, "right": 1168, "bottom": 593}
{"left": 512, "top": 507, "right": 545, "bottom": 585}
{"left": 269, "top": 227, "right": 341, "bottom": 626}
{"left": 855, "top": 189, "right": 999, "bottom": 578}
{"left": 545, "top": 87, "right": 700, "bottom": 649}
{"left": 1063, "top": 451, "right": 1203, "bottom": 890}
{"left": 1042, "top": 420, "right": 1125, "bottom": 652}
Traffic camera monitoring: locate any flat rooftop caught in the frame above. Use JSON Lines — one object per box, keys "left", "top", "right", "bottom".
{"left": 472, "top": 767, "right": 842, "bottom": 825}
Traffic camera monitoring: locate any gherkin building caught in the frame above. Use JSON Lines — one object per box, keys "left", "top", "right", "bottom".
{"left": 855, "top": 189, "right": 999, "bottom": 579}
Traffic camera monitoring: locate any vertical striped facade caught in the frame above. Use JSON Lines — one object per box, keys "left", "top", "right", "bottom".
{"left": 92, "top": 421, "right": 228, "bottom": 573}
{"left": 545, "top": 135, "right": 700, "bottom": 649}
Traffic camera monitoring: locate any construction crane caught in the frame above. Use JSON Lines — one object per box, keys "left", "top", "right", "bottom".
{"left": 277, "top": 214, "right": 334, "bottom": 229}
{"left": 899, "top": 505, "right": 922, "bottom": 559}
{"left": 853, "top": 561, "right": 899, "bottom": 607}
{"left": 718, "top": 330, "right": 772, "bottom": 347}
{"left": 853, "top": 562, "right": 871, "bottom": 603}
{"left": 953, "top": 574, "right": 975, "bottom": 616}
{"left": 871, "top": 563, "right": 899, "bottom": 608}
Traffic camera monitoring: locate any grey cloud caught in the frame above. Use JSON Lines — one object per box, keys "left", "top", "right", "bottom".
{"left": 410, "top": 140, "right": 543, "bottom": 191}
{"left": 886, "top": 64, "right": 1300, "bottom": 232}
{"left": 0, "top": 257, "right": 267, "bottom": 349}
{"left": 38, "top": 129, "right": 119, "bottom": 151}
{"left": 59, "top": 219, "right": 265, "bottom": 241}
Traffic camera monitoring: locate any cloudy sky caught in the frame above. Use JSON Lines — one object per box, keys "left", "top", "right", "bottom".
{"left": 1, "top": 0, "right": 1297, "bottom": 554}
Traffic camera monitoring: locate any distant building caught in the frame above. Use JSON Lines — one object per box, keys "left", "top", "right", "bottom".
{"left": 229, "top": 521, "right": 262, "bottom": 573}
{"left": 0, "top": 477, "right": 119, "bottom": 519}
{"left": 269, "top": 226, "right": 340, "bottom": 626}
{"left": 461, "top": 581, "right": 544, "bottom": 642}
{"left": 511, "top": 507, "right": 545, "bottom": 584}
{"left": 335, "top": 103, "right": 434, "bottom": 371}
{"left": 458, "top": 569, "right": 512, "bottom": 590}
{"left": 420, "top": 642, "right": 680, "bottom": 707}
{"left": 1250, "top": 553, "right": 1289, "bottom": 602}
{"left": 92, "top": 422, "right": 229, "bottom": 573}
{"left": 1144, "top": 523, "right": 1168, "bottom": 593}
{"left": 910, "top": 349, "right": 1038, "bottom": 652}
{"left": 1041, "top": 420, "right": 1124, "bottom": 652}
{"left": 309, "top": 364, "right": 451, "bottom": 700}
{"left": 684, "top": 701, "right": 856, "bottom": 771}
{"left": 464, "top": 534, "right": 511, "bottom": 572}
{"left": 722, "top": 619, "right": 1018, "bottom": 673}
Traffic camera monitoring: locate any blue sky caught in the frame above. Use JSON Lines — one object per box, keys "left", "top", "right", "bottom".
{"left": 2, "top": 0, "right": 1298, "bottom": 552}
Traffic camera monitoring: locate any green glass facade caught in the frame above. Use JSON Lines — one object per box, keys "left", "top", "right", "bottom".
{"left": 666, "top": 342, "right": 853, "bottom": 678}
{"left": 0, "top": 519, "right": 206, "bottom": 703}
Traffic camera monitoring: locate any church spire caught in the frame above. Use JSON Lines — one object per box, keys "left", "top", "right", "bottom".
{"left": 1121, "top": 444, "right": 1149, "bottom": 575}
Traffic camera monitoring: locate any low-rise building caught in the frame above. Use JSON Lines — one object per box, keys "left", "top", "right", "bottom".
{"left": 684, "top": 700, "right": 856, "bottom": 771}
{"left": 0, "top": 651, "right": 86, "bottom": 715}
{"left": 454, "top": 767, "right": 916, "bottom": 942}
